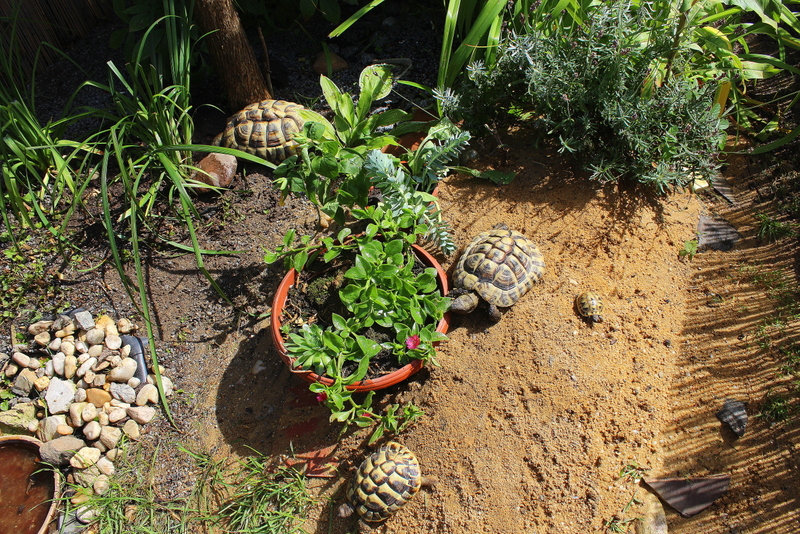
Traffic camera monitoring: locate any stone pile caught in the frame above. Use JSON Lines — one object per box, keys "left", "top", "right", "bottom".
{"left": 0, "top": 310, "right": 175, "bottom": 523}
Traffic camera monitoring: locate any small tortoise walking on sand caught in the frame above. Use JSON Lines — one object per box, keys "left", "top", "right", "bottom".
{"left": 449, "top": 224, "right": 545, "bottom": 321}
{"left": 213, "top": 99, "right": 305, "bottom": 163}
{"left": 338, "top": 442, "right": 422, "bottom": 524}
{"left": 575, "top": 291, "right": 604, "bottom": 323}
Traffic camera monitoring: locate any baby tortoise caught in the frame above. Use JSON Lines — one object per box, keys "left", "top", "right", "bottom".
{"left": 575, "top": 291, "right": 604, "bottom": 323}
{"left": 338, "top": 442, "right": 422, "bottom": 524}
{"left": 213, "top": 99, "right": 305, "bottom": 163}
{"left": 450, "top": 224, "right": 545, "bottom": 321}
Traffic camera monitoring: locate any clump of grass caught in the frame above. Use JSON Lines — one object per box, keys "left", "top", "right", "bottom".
{"left": 70, "top": 442, "right": 315, "bottom": 534}
{"left": 754, "top": 213, "right": 797, "bottom": 243}
{"left": 758, "top": 391, "right": 793, "bottom": 424}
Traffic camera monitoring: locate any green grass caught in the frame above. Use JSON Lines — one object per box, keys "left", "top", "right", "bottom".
{"left": 758, "top": 391, "right": 793, "bottom": 424}
{"left": 755, "top": 213, "right": 797, "bottom": 242}
{"left": 70, "top": 442, "right": 315, "bottom": 534}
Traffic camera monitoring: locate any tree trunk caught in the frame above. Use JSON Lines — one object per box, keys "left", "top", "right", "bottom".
{"left": 194, "top": 0, "right": 271, "bottom": 111}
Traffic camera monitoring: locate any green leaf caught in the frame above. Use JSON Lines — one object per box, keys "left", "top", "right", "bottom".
{"left": 339, "top": 283, "right": 362, "bottom": 305}
{"left": 331, "top": 313, "right": 348, "bottom": 331}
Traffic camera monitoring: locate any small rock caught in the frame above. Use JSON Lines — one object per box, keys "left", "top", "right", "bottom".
{"left": 92, "top": 439, "right": 108, "bottom": 453}
{"left": 117, "top": 318, "right": 135, "bottom": 334}
{"left": 82, "top": 403, "right": 98, "bottom": 423}
{"left": 77, "top": 357, "right": 97, "bottom": 378}
{"left": 95, "top": 315, "right": 115, "bottom": 332}
{"left": 251, "top": 359, "right": 267, "bottom": 374}
{"left": 85, "top": 388, "right": 112, "bottom": 407}
{"left": 27, "top": 320, "right": 54, "bottom": 336}
{"left": 127, "top": 377, "right": 141, "bottom": 389}
{"left": 97, "top": 412, "right": 109, "bottom": 426}
{"left": 74, "top": 388, "right": 87, "bottom": 403}
{"left": 108, "top": 408, "right": 127, "bottom": 423}
{"left": 44, "top": 360, "right": 54, "bottom": 377}
{"left": 69, "top": 402, "right": 88, "bottom": 427}
{"left": 34, "top": 331, "right": 51, "bottom": 346}
{"left": 39, "top": 414, "right": 68, "bottom": 442}
{"left": 72, "top": 464, "right": 101, "bottom": 487}
{"left": 136, "top": 384, "right": 159, "bottom": 406}
{"left": 147, "top": 374, "right": 174, "bottom": 396}
{"left": 87, "top": 344, "right": 104, "bottom": 358}
{"left": 716, "top": 399, "right": 748, "bottom": 437}
{"left": 123, "top": 419, "right": 141, "bottom": 440}
{"left": 92, "top": 374, "right": 107, "bottom": 388}
{"left": 12, "top": 352, "right": 30, "bottom": 368}
{"left": 4, "top": 363, "right": 18, "bottom": 377}
{"left": 74, "top": 340, "right": 88, "bottom": 354}
{"left": 83, "top": 420, "right": 102, "bottom": 441}
{"left": 12, "top": 368, "right": 38, "bottom": 396}
{"left": 71, "top": 492, "right": 91, "bottom": 506}
{"left": 99, "top": 425, "right": 122, "bottom": 449}
{"left": 96, "top": 457, "right": 115, "bottom": 477}
{"left": 93, "top": 474, "right": 111, "bottom": 495}
{"left": 51, "top": 352, "right": 66, "bottom": 376}
{"left": 64, "top": 355, "right": 78, "bottom": 379}
{"left": 72, "top": 310, "right": 95, "bottom": 331}
{"left": 48, "top": 337, "right": 62, "bottom": 351}
{"left": 40, "top": 436, "right": 87, "bottom": 466}
{"left": 33, "top": 375, "right": 50, "bottom": 392}
{"left": 108, "top": 358, "right": 138, "bottom": 383}
{"left": 61, "top": 341, "right": 75, "bottom": 357}
{"left": 45, "top": 377, "right": 76, "bottom": 414}
{"left": 191, "top": 152, "right": 237, "bottom": 191}
{"left": 105, "top": 334, "right": 122, "bottom": 350}
{"left": 76, "top": 505, "right": 98, "bottom": 525}
{"left": 70, "top": 446, "right": 102, "bottom": 468}
{"left": 127, "top": 406, "right": 156, "bottom": 424}
{"left": 110, "top": 383, "right": 137, "bottom": 404}
{"left": 27, "top": 357, "right": 41, "bottom": 370}
{"left": 106, "top": 448, "right": 119, "bottom": 462}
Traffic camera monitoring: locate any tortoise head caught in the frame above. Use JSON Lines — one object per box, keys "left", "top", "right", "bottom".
{"left": 449, "top": 291, "right": 480, "bottom": 314}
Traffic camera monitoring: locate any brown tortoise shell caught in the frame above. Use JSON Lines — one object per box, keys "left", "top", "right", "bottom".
{"left": 454, "top": 228, "right": 545, "bottom": 308}
{"left": 575, "top": 291, "right": 604, "bottom": 322}
{"left": 213, "top": 99, "right": 305, "bottom": 163}
{"left": 346, "top": 441, "right": 422, "bottom": 523}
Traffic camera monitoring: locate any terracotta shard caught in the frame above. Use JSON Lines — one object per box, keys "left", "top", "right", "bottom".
{"left": 643, "top": 474, "right": 730, "bottom": 517}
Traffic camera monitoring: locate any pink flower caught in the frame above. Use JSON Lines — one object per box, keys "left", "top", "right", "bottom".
{"left": 316, "top": 392, "right": 327, "bottom": 403}
{"left": 405, "top": 335, "right": 421, "bottom": 350}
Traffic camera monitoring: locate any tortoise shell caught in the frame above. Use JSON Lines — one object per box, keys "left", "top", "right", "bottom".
{"left": 346, "top": 441, "right": 422, "bottom": 523}
{"left": 454, "top": 228, "right": 545, "bottom": 308}
{"left": 575, "top": 291, "right": 604, "bottom": 322}
{"left": 213, "top": 99, "right": 305, "bottom": 163}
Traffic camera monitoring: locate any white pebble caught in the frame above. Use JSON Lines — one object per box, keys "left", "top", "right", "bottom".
{"left": 127, "top": 377, "right": 141, "bottom": 389}
{"left": 136, "top": 384, "right": 158, "bottom": 406}
{"left": 48, "top": 337, "right": 62, "bottom": 351}
{"left": 70, "top": 446, "right": 101, "bottom": 468}
{"left": 74, "top": 388, "right": 87, "bottom": 403}
{"left": 60, "top": 341, "right": 75, "bottom": 357}
{"left": 82, "top": 403, "right": 98, "bottom": 423}
{"left": 83, "top": 420, "right": 102, "bottom": 440}
{"left": 105, "top": 334, "right": 122, "bottom": 350}
{"left": 12, "top": 352, "right": 30, "bottom": 368}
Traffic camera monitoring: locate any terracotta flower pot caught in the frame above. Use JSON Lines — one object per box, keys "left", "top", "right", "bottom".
{"left": 0, "top": 435, "right": 60, "bottom": 534}
{"left": 271, "top": 244, "right": 451, "bottom": 392}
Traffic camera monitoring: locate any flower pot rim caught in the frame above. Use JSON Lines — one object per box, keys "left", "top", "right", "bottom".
{"left": 271, "top": 243, "right": 450, "bottom": 392}
{"left": 0, "top": 435, "right": 61, "bottom": 534}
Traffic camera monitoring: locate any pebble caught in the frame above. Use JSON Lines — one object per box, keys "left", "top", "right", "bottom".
{"left": 95, "top": 315, "right": 115, "bottom": 332}
{"left": 40, "top": 415, "right": 68, "bottom": 441}
{"left": 110, "top": 383, "right": 136, "bottom": 404}
{"left": 117, "top": 318, "right": 135, "bottom": 334}
{"left": 40, "top": 436, "right": 86, "bottom": 466}
{"left": 34, "top": 331, "right": 51, "bottom": 346}
{"left": 96, "top": 457, "right": 115, "bottom": 476}
{"left": 77, "top": 352, "right": 90, "bottom": 365}
{"left": 71, "top": 493, "right": 91, "bottom": 506}
{"left": 74, "top": 388, "right": 87, "bottom": 403}
{"left": 147, "top": 374, "right": 174, "bottom": 396}
{"left": 77, "top": 357, "right": 97, "bottom": 378}
{"left": 28, "top": 358, "right": 41, "bottom": 370}
{"left": 126, "top": 406, "right": 156, "bottom": 424}
{"left": 4, "top": 363, "right": 18, "bottom": 377}
{"left": 123, "top": 419, "right": 140, "bottom": 440}
{"left": 12, "top": 352, "right": 30, "bottom": 368}
{"left": 71, "top": 446, "right": 101, "bottom": 468}
{"left": 12, "top": 369, "right": 37, "bottom": 396}
{"left": 48, "top": 337, "right": 62, "bottom": 351}
{"left": 86, "top": 388, "right": 112, "bottom": 407}
{"left": 136, "top": 384, "right": 158, "bottom": 406}
{"left": 61, "top": 341, "right": 75, "bottom": 357}
{"left": 45, "top": 360, "right": 54, "bottom": 377}
{"left": 87, "top": 344, "right": 103, "bottom": 358}
{"left": 75, "top": 340, "right": 88, "bottom": 354}
{"left": 108, "top": 358, "right": 137, "bottom": 383}
{"left": 99, "top": 426, "right": 122, "bottom": 449}
{"left": 108, "top": 408, "right": 128, "bottom": 423}
{"left": 64, "top": 355, "right": 78, "bottom": 379}
{"left": 106, "top": 448, "right": 119, "bottom": 462}
{"left": 76, "top": 505, "right": 98, "bottom": 525}
{"left": 97, "top": 412, "right": 109, "bottom": 426}
{"left": 85, "top": 328, "right": 104, "bottom": 345}
{"left": 69, "top": 402, "right": 88, "bottom": 427}
{"left": 105, "top": 334, "right": 122, "bottom": 350}
{"left": 93, "top": 475, "right": 110, "bottom": 495}
{"left": 28, "top": 320, "right": 53, "bottom": 336}
{"left": 44, "top": 378, "right": 76, "bottom": 414}
{"left": 81, "top": 403, "right": 98, "bottom": 423}
{"left": 72, "top": 310, "right": 95, "bottom": 331}
{"left": 34, "top": 376, "right": 50, "bottom": 392}
{"left": 83, "top": 421, "right": 102, "bottom": 440}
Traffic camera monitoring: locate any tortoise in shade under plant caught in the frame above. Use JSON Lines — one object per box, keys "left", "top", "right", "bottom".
{"left": 449, "top": 224, "right": 545, "bottom": 321}
{"left": 213, "top": 99, "right": 305, "bottom": 163}
{"left": 575, "top": 291, "right": 604, "bottom": 323}
{"left": 338, "top": 442, "right": 422, "bottom": 525}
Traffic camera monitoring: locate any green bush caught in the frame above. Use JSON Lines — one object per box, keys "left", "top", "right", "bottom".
{"left": 440, "top": 1, "right": 728, "bottom": 192}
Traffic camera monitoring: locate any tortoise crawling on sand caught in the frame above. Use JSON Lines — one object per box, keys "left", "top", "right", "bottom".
{"left": 338, "top": 441, "right": 422, "bottom": 524}
{"left": 449, "top": 224, "right": 545, "bottom": 321}
{"left": 575, "top": 291, "right": 604, "bottom": 323}
{"left": 213, "top": 99, "right": 305, "bottom": 163}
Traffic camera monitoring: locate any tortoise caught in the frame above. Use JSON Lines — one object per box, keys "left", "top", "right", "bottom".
{"left": 575, "top": 291, "right": 604, "bottom": 323}
{"left": 449, "top": 224, "right": 545, "bottom": 321}
{"left": 338, "top": 441, "right": 422, "bottom": 524}
{"left": 212, "top": 99, "right": 305, "bottom": 163}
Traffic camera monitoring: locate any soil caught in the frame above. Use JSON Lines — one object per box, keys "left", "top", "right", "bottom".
{"left": 4, "top": 5, "right": 800, "bottom": 534}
